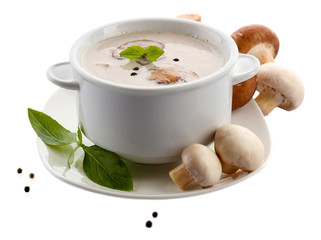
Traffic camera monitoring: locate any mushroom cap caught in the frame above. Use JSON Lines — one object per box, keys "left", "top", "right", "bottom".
{"left": 232, "top": 75, "right": 257, "bottom": 110}
{"left": 231, "top": 24, "right": 279, "bottom": 59}
{"left": 177, "top": 13, "right": 201, "bottom": 22}
{"left": 148, "top": 64, "right": 199, "bottom": 84}
{"left": 257, "top": 63, "right": 305, "bottom": 110}
{"left": 181, "top": 144, "right": 222, "bottom": 187}
{"left": 220, "top": 160, "right": 239, "bottom": 174}
{"left": 214, "top": 124, "right": 264, "bottom": 172}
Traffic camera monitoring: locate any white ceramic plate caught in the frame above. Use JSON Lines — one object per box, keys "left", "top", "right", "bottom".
{"left": 37, "top": 89, "right": 271, "bottom": 199}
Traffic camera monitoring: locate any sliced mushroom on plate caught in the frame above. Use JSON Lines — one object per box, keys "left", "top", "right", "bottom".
{"left": 112, "top": 39, "right": 165, "bottom": 59}
{"left": 148, "top": 64, "right": 199, "bottom": 84}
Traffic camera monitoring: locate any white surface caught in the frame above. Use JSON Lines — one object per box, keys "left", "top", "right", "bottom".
{"left": 38, "top": 89, "right": 270, "bottom": 199}
{"left": 1, "top": 0, "right": 320, "bottom": 239}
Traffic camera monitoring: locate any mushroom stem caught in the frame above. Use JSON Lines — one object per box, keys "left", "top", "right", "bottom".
{"left": 247, "top": 43, "right": 275, "bottom": 64}
{"left": 255, "top": 87, "right": 284, "bottom": 115}
{"left": 169, "top": 163, "right": 194, "bottom": 190}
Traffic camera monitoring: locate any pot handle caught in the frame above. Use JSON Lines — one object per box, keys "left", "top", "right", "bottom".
{"left": 46, "top": 62, "right": 79, "bottom": 90}
{"left": 230, "top": 54, "right": 260, "bottom": 85}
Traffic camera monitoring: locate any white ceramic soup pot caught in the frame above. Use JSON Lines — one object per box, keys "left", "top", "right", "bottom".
{"left": 47, "top": 18, "right": 259, "bottom": 164}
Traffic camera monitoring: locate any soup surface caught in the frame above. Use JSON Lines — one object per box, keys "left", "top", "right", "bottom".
{"left": 81, "top": 31, "right": 225, "bottom": 86}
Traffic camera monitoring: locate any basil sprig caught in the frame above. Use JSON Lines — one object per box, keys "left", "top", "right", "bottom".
{"left": 28, "top": 109, "right": 77, "bottom": 146}
{"left": 82, "top": 145, "right": 133, "bottom": 191}
{"left": 28, "top": 108, "right": 133, "bottom": 191}
{"left": 119, "top": 45, "right": 164, "bottom": 62}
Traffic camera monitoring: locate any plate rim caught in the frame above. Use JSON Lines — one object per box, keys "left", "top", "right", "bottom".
{"left": 37, "top": 89, "right": 271, "bottom": 199}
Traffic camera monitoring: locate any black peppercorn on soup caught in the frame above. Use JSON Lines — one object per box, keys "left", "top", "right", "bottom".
{"left": 81, "top": 31, "right": 224, "bottom": 86}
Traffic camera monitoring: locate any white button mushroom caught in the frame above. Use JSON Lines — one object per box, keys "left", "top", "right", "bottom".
{"left": 220, "top": 159, "right": 239, "bottom": 174}
{"left": 255, "top": 63, "right": 305, "bottom": 116}
{"left": 214, "top": 124, "right": 265, "bottom": 172}
{"left": 169, "top": 144, "right": 222, "bottom": 190}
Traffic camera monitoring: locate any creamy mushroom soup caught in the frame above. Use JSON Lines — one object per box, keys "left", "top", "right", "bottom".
{"left": 81, "top": 31, "right": 225, "bottom": 87}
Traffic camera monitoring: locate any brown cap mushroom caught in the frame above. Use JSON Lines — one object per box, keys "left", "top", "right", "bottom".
{"left": 255, "top": 63, "right": 304, "bottom": 115}
{"left": 232, "top": 75, "right": 257, "bottom": 110}
{"left": 231, "top": 24, "right": 279, "bottom": 110}
{"left": 231, "top": 24, "right": 280, "bottom": 65}
{"left": 214, "top": 124, "right": 265, "bottom": 172}
{"left": 169, "top": 144, "right": 222, "bottom": 190}
{"left": 177, "top": 13, "right": 201, "bottom": 22}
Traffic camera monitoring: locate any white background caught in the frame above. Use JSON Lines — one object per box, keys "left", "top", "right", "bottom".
{"left": 1, "top": 0, "right": 320, "bottom": 239}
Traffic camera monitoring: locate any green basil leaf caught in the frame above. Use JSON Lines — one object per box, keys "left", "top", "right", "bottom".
{"left": 119, "top": 46, "right": 145, "bottom": 60}
{"left": 145, "top": 45, "right": 165, "bottom": 62}
{"left": 82, "top": 145, "right": 133, "bottom": 191}
{"left": 67, "top": 145, "right": 81, "bottom": 168}
{"left": 77, "top": 124, "right": 82, "bottom": 145}
{"left": 28, "top": 108, "right": 77, "bottom": 146}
